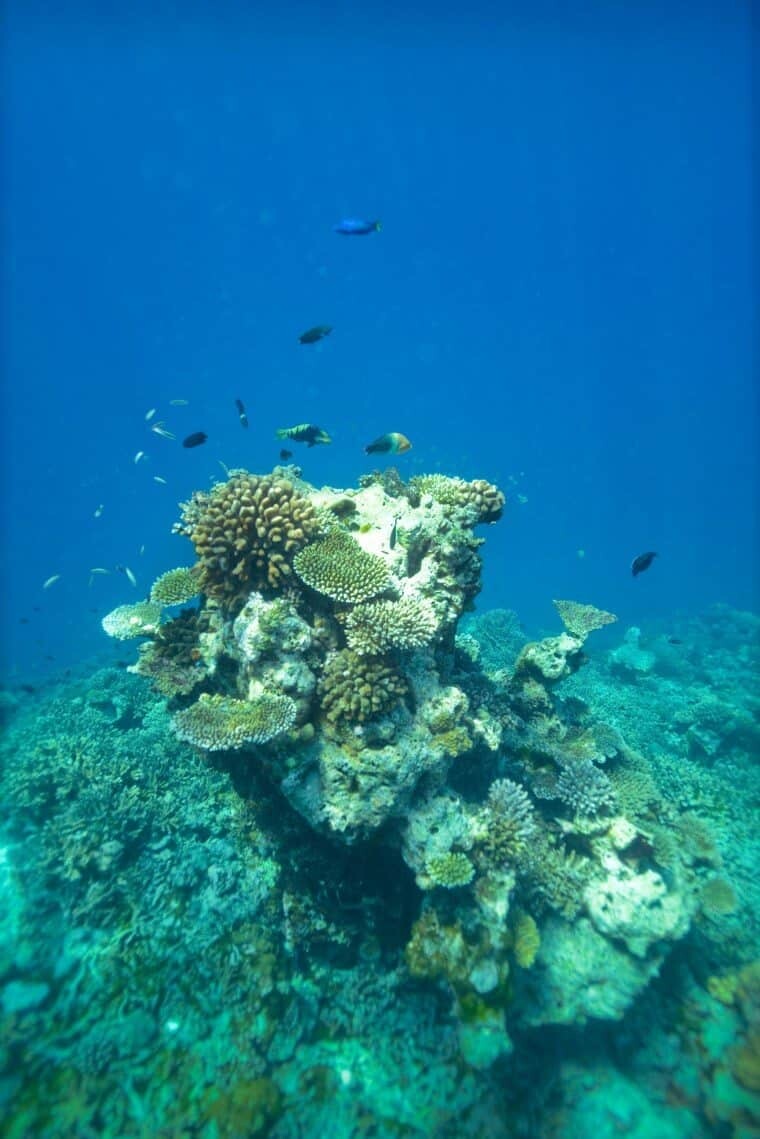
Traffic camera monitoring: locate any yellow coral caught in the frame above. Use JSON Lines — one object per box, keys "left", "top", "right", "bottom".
{"left": 149, "top": 566, "right": 200, "bottom": 606}
{"left": 102, "top": 601, "right": 162, "bottom": 640}
{"left": 344, "top": 597, "right": 438, "bottom": 655}
{"left": 512, "top": 912, "right": 540, "bottom": 968}
{"left": 172, "top": 692, "right": 296, "bottom": 751}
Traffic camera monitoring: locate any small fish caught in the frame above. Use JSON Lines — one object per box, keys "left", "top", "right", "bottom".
{"left": 134, "top": 451, "right": 147, "bottom": 464}
{"left": 667, "top": 636, "right": 683, "bottom": 645}
{"left": 364, "top": 432, "right": 412, "bottom": 456}
{"left": 333, "top": 218, "right": 381, "bottom": 236}
{"left": 276, "top": 424, "right": 332, "bottom": 447}
{"left": 94, "top": 504, "right": 105, "bottom": 518}
{"left": 145, "top": 408, "right": 157, "bottom": 421}
{"left": 139, "top": 545, "right": 145, "bottom": 556}
{"left": 218, "top": 460, "right": 231, "bottom": 476}
{"left": 151, "top": 421, "right": 176, "bottom": 440}
{"left": 19, "top": 617, "right": 29, "bottom": 624}
{"left": 183, "top": 431, "right": 208, "bottom": 448}
{"left": 42, "top": 575, "right": 61, "bottom": 589}
{"left": 298, "top": 325, "right": 332, "bottom": 345}
{"left": 116, "top": 565, "right": 138, "bottom": 588}
{"left": 235, "top": 398, "right": 249, "bottom": 429}
{"left": 20, "top": 684, "right": 36, "bottom": 694}
{"left": 153, "top": 476, "right": 168, "bottom": 484}
{"left": 90, "top": 567, "right": 110, "bottom": 575}
{"left": 631, "top": 551, "right": 658, "bottom": 577}
{"left": 389, "top": 518, "right": 398, "bottom": 550}
{"left": 279, "top": 449, "right": 293, "bottom": 461}
{"left": 170, "top": 398, "right": 189, "bottom": 406}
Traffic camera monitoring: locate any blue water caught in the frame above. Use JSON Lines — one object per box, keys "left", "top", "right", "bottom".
{"left": 3, "top": 0, "right": 755, "bottom": 681}
{"left": 2, "top": 7, "right": 758, "bottom": 1138}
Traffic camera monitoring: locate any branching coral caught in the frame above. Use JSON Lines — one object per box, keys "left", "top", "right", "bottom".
{"left": 174, "top": 472, "right": 319, "bottom": 610}
{"left": 293, "top": 529, "right": 391, "bottom": 603}
{"left": 480, "top": 778, "right": 537, "bottom": 864}
{"left": 102, "top": 601, "right": 163, "bottom": 640}
{"left": 172, "top": 692, "right": 296, "bottom": 751}
{"left": 149, "top": 566, "right": 201, "bottom": 606}
{"left": 409, "top": 475, "right": 504, "bottom": 523}
{"left": 555, "top": 759, "right": 616, "bottom": 818}
{"left": 426, "top": 852, "right": 475, "bottom": 889}
{"left": 318, "top": 650, "right": 407, "bottom": 726}
{"left": 343, "top": 598, "right": 438, "bottom": 655}
{"left": 131, "top": 609, "right": 208, "bottom": 697}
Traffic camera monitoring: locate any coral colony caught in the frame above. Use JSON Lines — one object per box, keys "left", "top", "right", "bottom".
{"left": 2, "top": 464, "right": 758, "bottom": 1136}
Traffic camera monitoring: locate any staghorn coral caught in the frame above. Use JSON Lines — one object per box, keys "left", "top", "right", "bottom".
{"left": 174, "top": 472, "right": 319, "bottom": 610}
{"left": 343, "top": 597, "right": 438, "bottom": 655}
{"left": 552, "top": 599, "right": 617, "bottom": 640}
{"left": 172, "top": 692, "right": 296, "bottom": 751}
{"left": 102, "top": 601, "right": 163, "bottom": 640}
{"left": 293, "top": 529, "right": 391, "bottom": 603}
{"left": 318, "top": 650, "right": 407, "bottom": 726}
{"left": 149, "top": 566, "right": 201, "bottom": 606}
{"left": 425, "top": 852, "right": 475, "bottom": 889}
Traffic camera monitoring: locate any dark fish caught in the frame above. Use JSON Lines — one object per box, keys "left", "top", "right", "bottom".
{"left": 235, "top": 398, "right": 249, "bottom": 428}
{"left": 276, "top": 424, "right": 332, "bottom": 447}
{"left": 631, "top": 551, "right": 658, "bottom": 577}
{"left": 667, "top": 636, "right": 683, "bottom": 645}
{"left": 44, "top": 654, "right": 55, "bottom": 661}
{"left": 19, "top": 617, "right": 29, "bottom": 624}
{"left": 364, "top": 432, "right": 412, "bottom": 456}
{"left": 32, "top": 606, "right": 41, "bottom": 612}
{"left": 279, "top": 449, "right": 293, "bottom": 461}
{"left": 334, "top": 218, "right": 381, "bottom": 236}
{"left": 19, "top": 684, "right": 36, "bottom": 694}
{"left": 389, "top": 518, "right": 398, "bottom": 550}
{"left": 183, "top": 432, "right": 208, "bottom": 448}
{"left": 298, "top": 325, "right": 332, "bottom": 345}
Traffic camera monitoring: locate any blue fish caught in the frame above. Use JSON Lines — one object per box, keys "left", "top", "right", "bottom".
{"left": 333, "top": 218, "right": 381, "bottom": 236}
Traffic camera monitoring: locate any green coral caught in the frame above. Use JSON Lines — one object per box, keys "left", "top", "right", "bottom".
{"left": 149, "top": 566, "right": 201, "bottom": 606}
{"left": 426, "top": 852, "right": 475, "bottom": 888}
{"left": 293, "top": 529, "right": 391, "bottom": 603}
{"left": 101, "top": 601, "right": 163, "bottom": 640}
{"left": 172, "top": 692, "right": 296, "bottom": 751}
{"left": 343, "top": 597, "right": 438, "bottom": 655}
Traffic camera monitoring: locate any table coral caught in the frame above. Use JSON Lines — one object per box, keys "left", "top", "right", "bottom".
{"left": 102, "top": 601, "right": 163, "bottom": 640}
{"left": 553, "top": 598, "right": 617, "bottom": 640}
{"left": 172, "top": 692, "right": 296, "bottom": 750}
{"left": 149, "top": 565, "right": 200, "bottom": 606}
{"left": 293, "top": 529, "right": 391, "bottom": 603}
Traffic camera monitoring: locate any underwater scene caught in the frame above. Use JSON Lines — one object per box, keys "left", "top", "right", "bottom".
{"left": 2, "top": 3, "right": 757, "bottom": 1138}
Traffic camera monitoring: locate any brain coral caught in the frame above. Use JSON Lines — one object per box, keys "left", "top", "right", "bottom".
{"left": 102, "top": 601, "right": 163, "bottom": 640}
{"left": 174, "top": 472, "right": 319, "bottom": 610}
{"left": 343, "top": 598, "right": 438, "bottom": 655}
{"left": 318, "top": 649, "right": 407, "bottom": 725}
{"left": 410, "top": 475, "right": 505, "bottom": 523}
{"left": 150, "top": 566, "right": 201, "bottom": 606}
{"left": 293, "top": 529, "right": 391, "bottom": 604}
{"left": 172, "top": 692, "right": 296, "bottom": 751}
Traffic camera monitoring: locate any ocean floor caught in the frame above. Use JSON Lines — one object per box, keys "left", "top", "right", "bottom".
{"left": 1, "top": 600, "right": 758, "bottom": 1138}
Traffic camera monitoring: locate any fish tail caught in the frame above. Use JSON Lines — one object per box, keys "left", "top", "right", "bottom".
{"left": 275, "top": 428, "right": 289, "bottom": 439}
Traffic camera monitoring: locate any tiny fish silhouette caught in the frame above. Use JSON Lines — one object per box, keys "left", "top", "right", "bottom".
{"left": 183, "top": 432, "right": 208, "bottom": 448}
{"left": 298, "top": 325, "right": 332, "bottom": 345}
{"left": 333, "top": 218, "right": 381, "bottom": 236}
{"left": 631, "top": 551, "right": 657, "bottom": 576}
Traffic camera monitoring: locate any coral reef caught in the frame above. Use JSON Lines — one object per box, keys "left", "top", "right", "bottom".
{"left": 173, "top": 470, "right": 320, "bottom": 610}
{"left": 293, "top": 528, "right": 391, "bottom": 603}
{"left": 101, "top": 600, "right": 162, "bottom": 639}
{"left": 172, "top": 692, "right": 297, "bottom": 750}
{"left": 149, "top": 565, "right": 200, "bottom": 606}
{"left": 6, "top": 464, "right": 756, "bottom": 1138}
